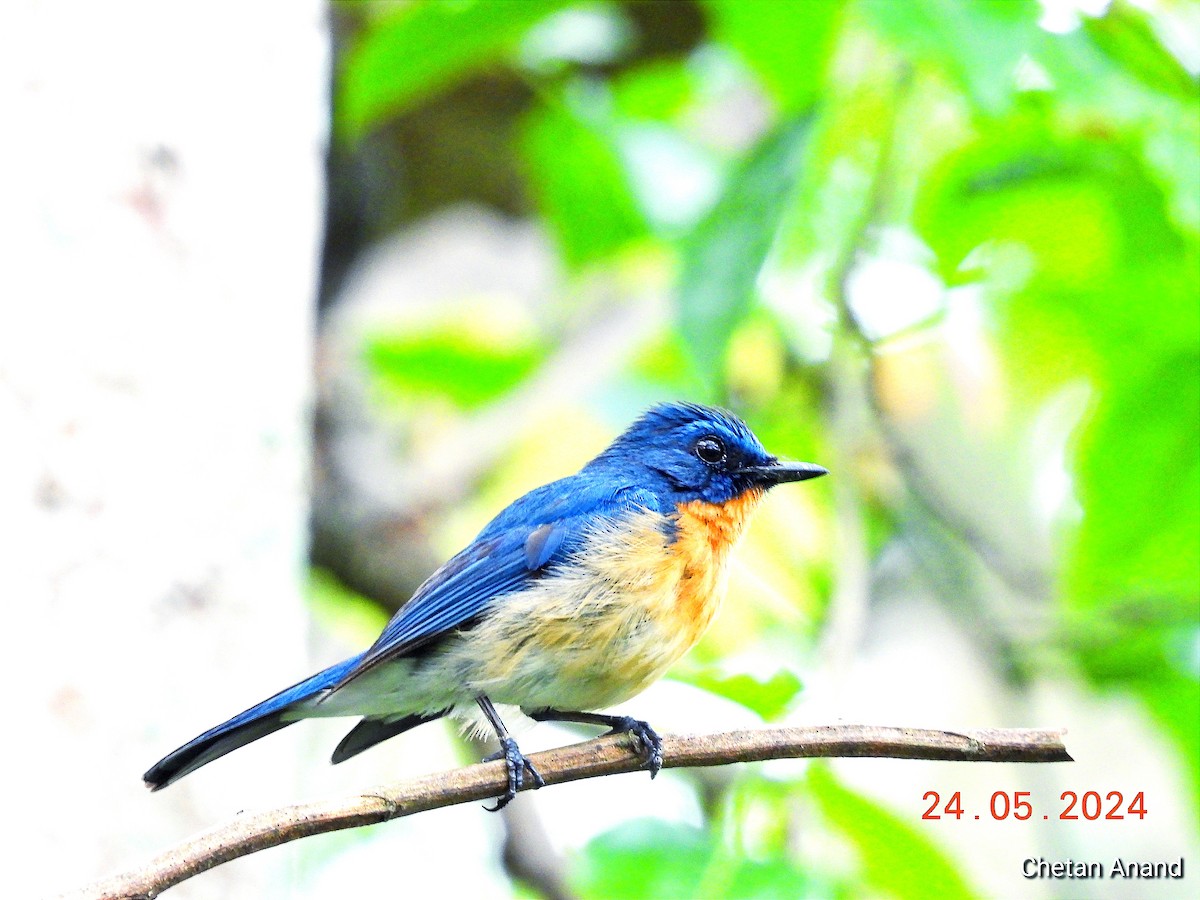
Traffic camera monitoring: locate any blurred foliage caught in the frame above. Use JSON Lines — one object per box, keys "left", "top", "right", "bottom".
{"left": 807, "top": 765, "right": 977, "bottom": 899}
{"left": 367, "top": 325, "right": 547, "bottom": 409}
{"left": 674, "top": 665, "right": 805, "bottom": 721}
{"left": 521, "top": 86, "right": 654, "bottom": 269}
{"left": 339, "top": 0, "right": 572, "bottom": 137}
{"left": 570, "top": 818, "right": 808, "bottom": 899}
{"left": 326, "top": 0, "right": 1199, "bottom": 896}
{"left": 679, "top": 116, "right": 813, "bottom": 378}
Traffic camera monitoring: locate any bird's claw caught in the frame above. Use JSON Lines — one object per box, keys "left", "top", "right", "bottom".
{"left": 483, "top": 736, "right": 544, "bottom": 811}
{"left": 607, "top": 716, "right": 664, "bottom": 778}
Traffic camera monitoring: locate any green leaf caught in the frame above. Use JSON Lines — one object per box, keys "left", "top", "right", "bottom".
{"left": 520, "top": 88, "right": 652, "bottom": 270}
{"left": 702, "top": 0, "right": 844, "bottom": 112}
{"left": 678, "top": 116, "right": 812, "bottom": 384}
{"left": 808, "top": 766, "right": 978, "bottom": 900}
{"left": 571, "top": 818, "right": 808, "bottom": 900}
{"left": 672, "top": 667, "right": 803, "bottom": 721}
{"left": 339, "top": 0, "right": 568, "bottom": 139}
{"left": 862, "top": 0, "right": 1042, "bottom": 113}
{"left": 612, "top": 59, "right": 697, "bottom": 122}
{"left": 1141, "top": 674, "right": 1200, "bottom": 805}
{"left": 364, "top": 327, "right": 546, "bottom": 410}
{"left": 915, "top": 125, "right": 1198, "bottom": 390}
{"left": 1067, "top": 354, "right": 1200, "bottom": 609}
{"left": 1083, "top": 1, "right": 1200, "bottom": 100}
{"left": 917, "top": 128, "right": 1136, "bottom": 287}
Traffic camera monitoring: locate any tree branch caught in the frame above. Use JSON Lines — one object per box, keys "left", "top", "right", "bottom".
{"left": 65, "top": 725, "right": 1070, "bottom": 900}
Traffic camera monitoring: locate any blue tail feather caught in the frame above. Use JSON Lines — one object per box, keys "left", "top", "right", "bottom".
{"left": 143, "top": 653, "right": 364, "bottom": 790}
{"left": 330, "top": 710, "right": 449, "bottom": 764}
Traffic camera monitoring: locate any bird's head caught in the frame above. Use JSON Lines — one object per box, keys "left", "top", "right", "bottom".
{"left": 591, "top": 401, "right": 827, "bottom": 505}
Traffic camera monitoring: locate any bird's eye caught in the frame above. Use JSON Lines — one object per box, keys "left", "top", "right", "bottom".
{"left": 694, "top": 436, "right": 726, "bottom": 465}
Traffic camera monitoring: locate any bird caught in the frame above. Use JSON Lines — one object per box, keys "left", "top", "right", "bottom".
{"left": 144, "top": 401, "right": 827, "bottom": 809}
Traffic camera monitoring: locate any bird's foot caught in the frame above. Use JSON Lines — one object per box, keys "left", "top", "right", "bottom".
{"left": 482, "top": 736, "right": 545, "bottom": 811}
{"left": 606, "top": 716, "right": 664, "bottom": 778}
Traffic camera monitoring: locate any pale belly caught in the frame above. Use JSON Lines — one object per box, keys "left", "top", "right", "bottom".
{"left": 446, "top": 554, "right": 725, "bottom": 712}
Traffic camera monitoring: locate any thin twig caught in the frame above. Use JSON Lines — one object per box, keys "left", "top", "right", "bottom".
{"left": 63, "top": 724, "right": 1071, "bottom": 900}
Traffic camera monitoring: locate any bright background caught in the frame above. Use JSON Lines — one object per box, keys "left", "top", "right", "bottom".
{"left": 6, "top": 1, "right": 1197, "bottom": 899}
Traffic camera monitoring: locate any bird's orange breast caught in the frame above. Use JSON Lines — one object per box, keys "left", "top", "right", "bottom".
{"left": 669, "top": 487, "right": 764, "bottom": 638}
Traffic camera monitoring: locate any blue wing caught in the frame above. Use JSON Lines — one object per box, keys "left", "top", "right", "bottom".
{"left": 326, "top": 476, "right": 661, "bottom": 692}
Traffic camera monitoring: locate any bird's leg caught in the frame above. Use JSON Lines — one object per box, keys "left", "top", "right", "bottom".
{"left": 477, "top": 696, "right": 544, "bottom": 811}
{"left": 527, "top": 708, "right": 664, "bottom": 778}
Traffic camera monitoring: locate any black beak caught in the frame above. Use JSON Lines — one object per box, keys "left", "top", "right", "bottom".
{"left": 738, "top": 460, "right": 828, "bottom": 486}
